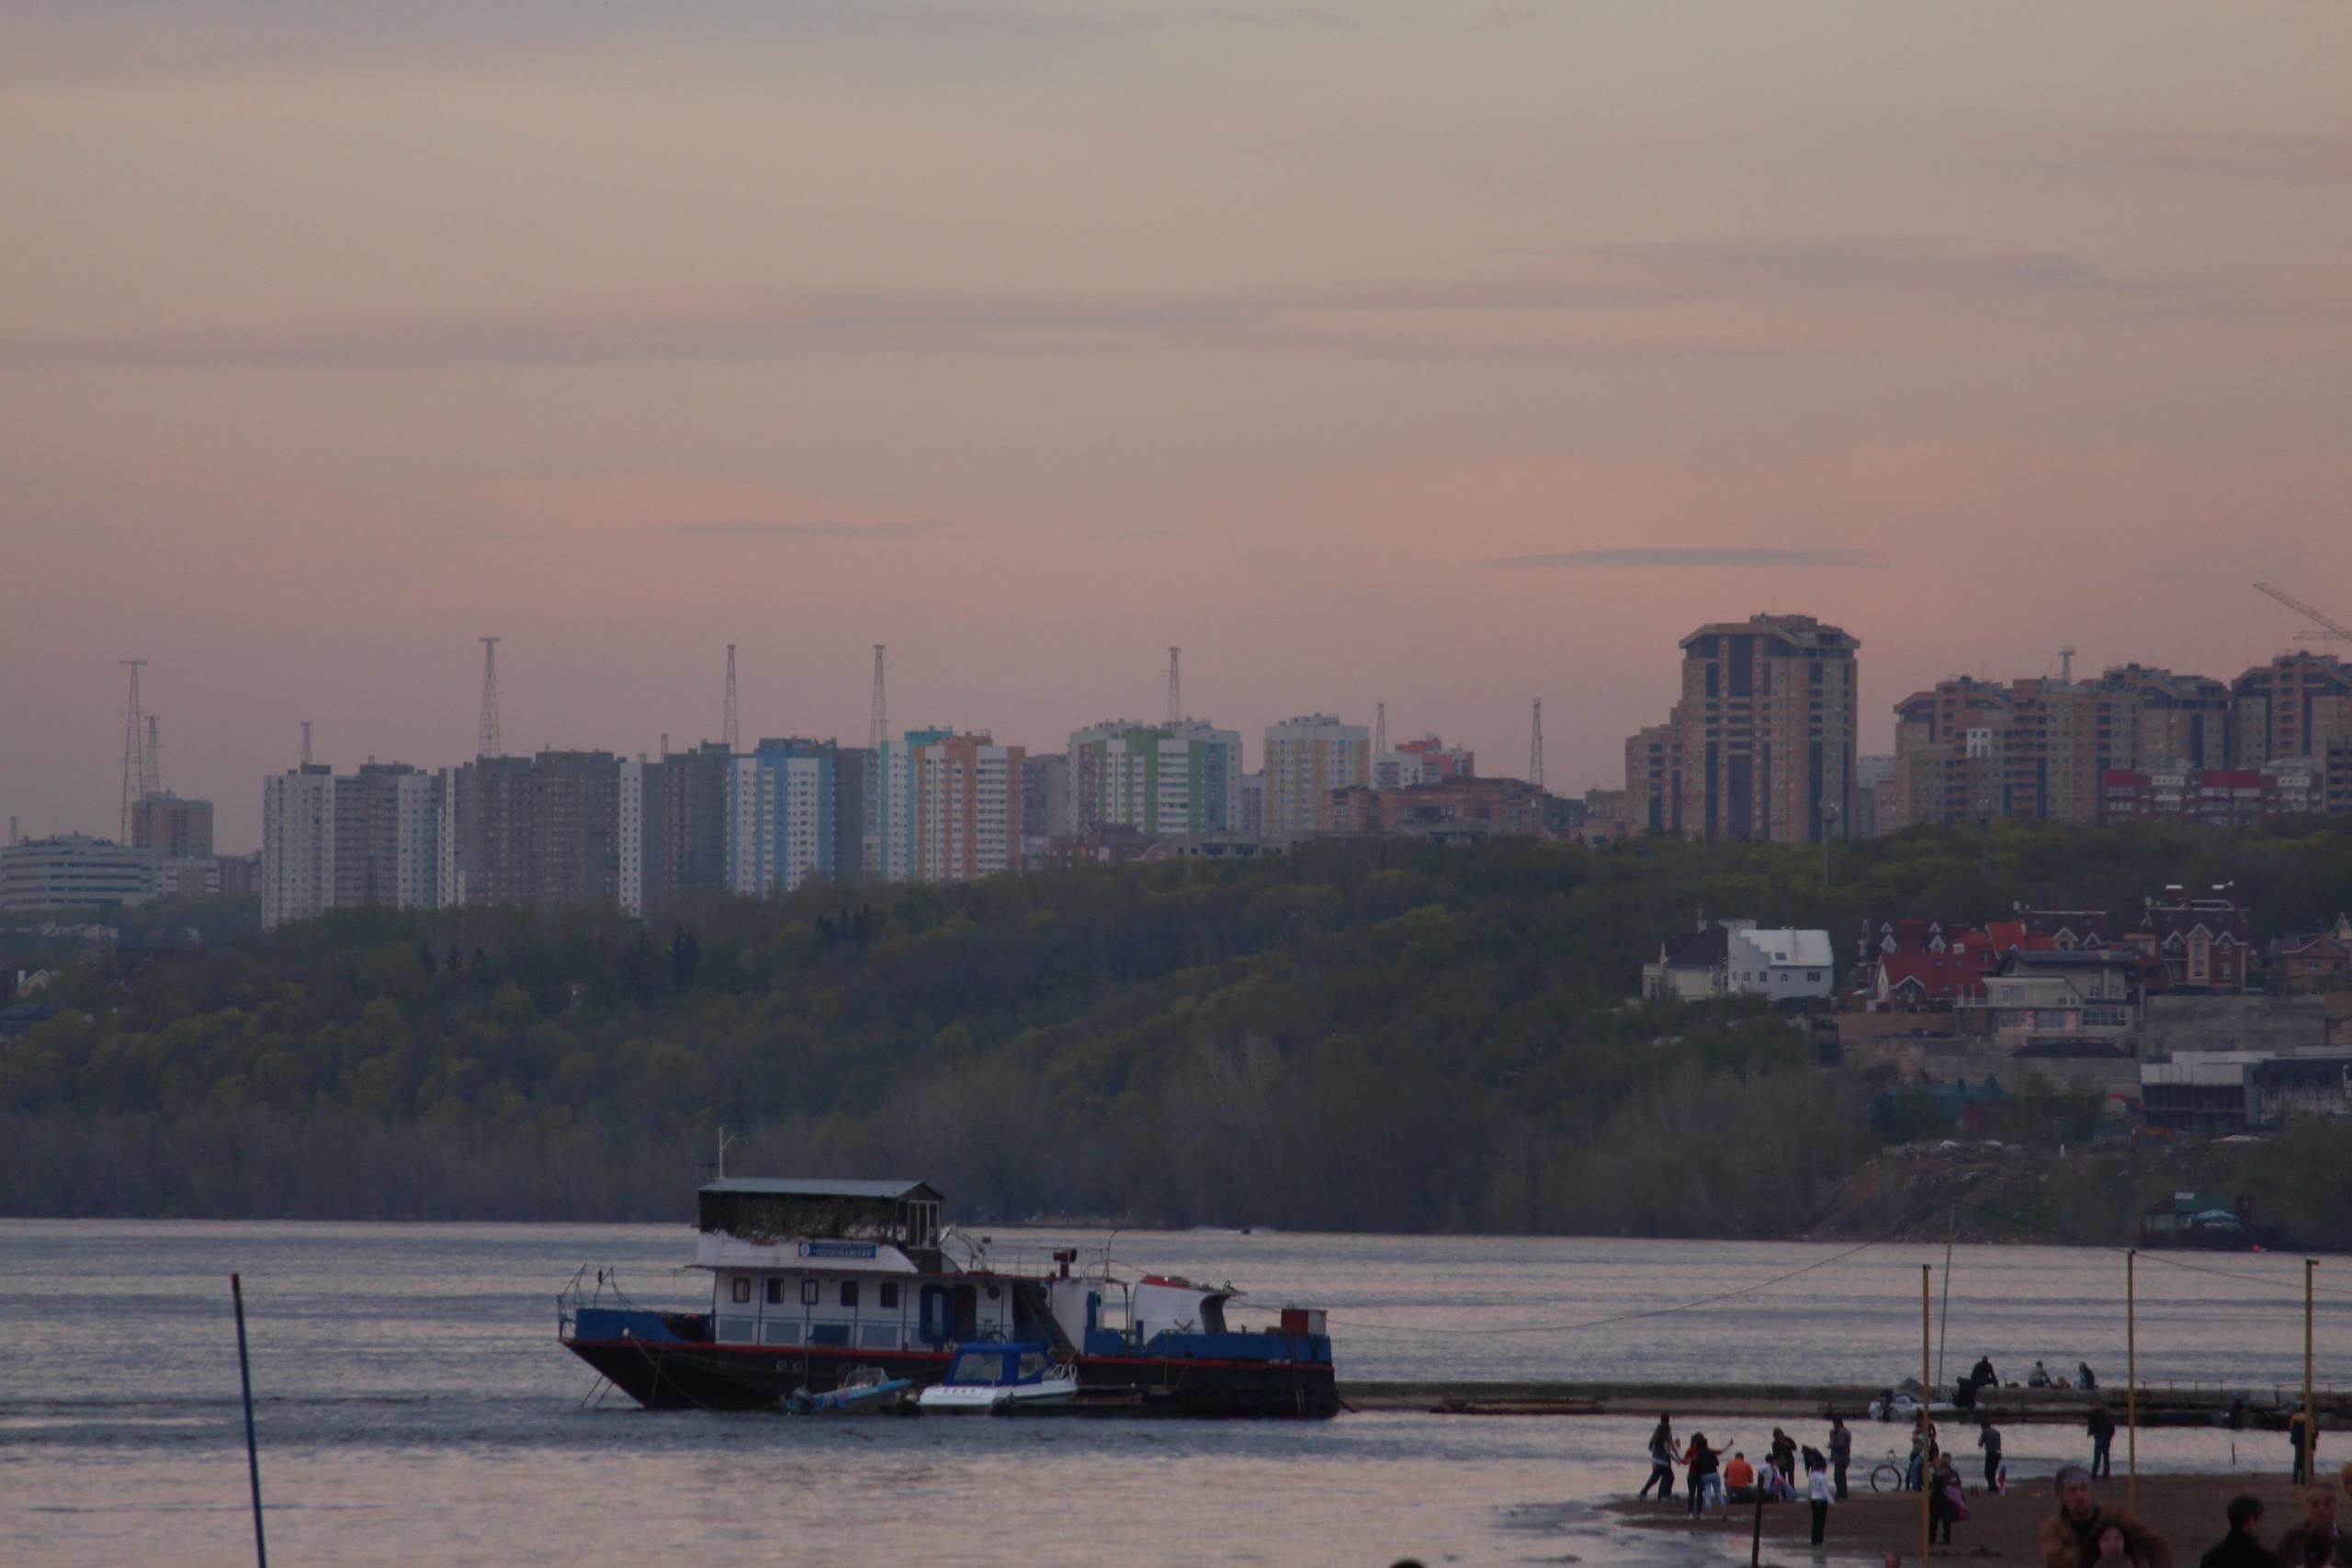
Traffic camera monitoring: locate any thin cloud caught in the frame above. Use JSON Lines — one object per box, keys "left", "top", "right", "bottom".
{"left": 2018, "top": 132, "right": 2352, "bottom": 186}
{"left": 2, "top": 237, "right": 2326, "bottom": 375}
{"left": 1487, "top": 547, "right": 1888, "bottom": 571}
{"left": 654, "top": 519, "right": 942, "bottom": 540}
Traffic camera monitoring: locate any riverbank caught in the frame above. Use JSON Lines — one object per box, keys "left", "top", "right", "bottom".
{"left": 1610, "top": 1472, "right": 2315, "bottom": 1566}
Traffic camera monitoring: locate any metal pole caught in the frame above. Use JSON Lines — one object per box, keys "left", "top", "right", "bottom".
{"left": 2126, "top": 1249, "right": 2138, "bottom": 1518}
{"left": 1936, "top": 1201, "right": 1955, "bottom": 1390}
{"left": 232, "top": 1274, "right": 268, "bottom": 1568}
{"left": 1922, "top": 1264, "right": 1933, "bottom": 1567}
{"left": 2308, "top": 1258, "right": 2319, "bottom": 1482}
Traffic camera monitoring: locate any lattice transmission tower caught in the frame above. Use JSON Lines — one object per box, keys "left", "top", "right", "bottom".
{"left": 477, "top": 637, "right": 503, "bottom": 756}
{"left": 1166, "top": 647, "right": 1182, "bottom": 726}
{"left": 118, "top": 660, "right": 147, "bottom": 841}
{"left": 722, "top": 645, "right": 741, "bottom": 750}
{"left": 869, "top": 645, "right": 888, "bottom": 750}
{"left": 1529, "top": 700, "right": 1544, "bottom": 792}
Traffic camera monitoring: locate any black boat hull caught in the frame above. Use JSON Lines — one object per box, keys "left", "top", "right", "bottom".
{"left": 564, "top": 1337, "right": 1339, "bottom": 1418}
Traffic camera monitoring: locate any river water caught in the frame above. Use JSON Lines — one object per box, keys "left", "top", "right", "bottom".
{"left": 3, "top": 1223, "right": 2343, "bottom": 1566}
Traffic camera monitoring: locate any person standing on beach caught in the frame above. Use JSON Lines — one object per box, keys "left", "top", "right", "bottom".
{"left": 1981, "top": 1420, "right": 2006, "bottom": 1492}
{"left": 1684, "top": 1432, "right": 1722, "bottom": 1517}
{"left": 1807, "top": 1454, "right": 1835, "bottom": 1546}
{"left": 2039, "top": 1463, "right": 2175, "bottom": 1568}
{"left": 2089, "top": 1403, "right": 2118, "bottom": 1479}
{"left": 2290, "top": 1408, "right": 2318, "bottom": 1486}
{"left": 1640, "top": 1415, "right": 1678, "bottom": 1500}
{"left": 2198, "top": 1495, "right": 2278, "bottom": 1568}
{"left": 1928, "top": 1455, "right": 1966, "bottom": 1546}
{"left": 1830, "top": 1417, "right": 1853, "bottom": 1500}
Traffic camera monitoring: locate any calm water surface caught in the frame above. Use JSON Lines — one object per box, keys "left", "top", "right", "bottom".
{"left": 2, "top": 1223, "right": 2342, "bottom": 1566}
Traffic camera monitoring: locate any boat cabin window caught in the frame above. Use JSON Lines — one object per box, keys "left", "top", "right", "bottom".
{"left": 765, "top": 1279, "right": 784, "bottom": 1305}
{"left": 800, "top": 1278, "right": 820, "bottom": 1306}
{"left": 731, "top": 1277, "right": 751, "bottom": 1303}
{"left": 947, "top": 1350, "right": 1001, "bottom": 1383}
{"left": 879, "top": 1281, "right": 899, "bottom": 1309}
{"left": 1017, "top": 1352, "right": 1049, "bottom": 1381}
{"left": 902, "top": 1199, "right": 941, "bottom": 1247}
{"left": 839, "top": 1280, "right": 858, "bottom": 1309}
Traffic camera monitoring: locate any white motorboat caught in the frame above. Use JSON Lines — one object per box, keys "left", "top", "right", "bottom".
{"left": 915, "top": 1343, "right": 1080, "bottom": 1414}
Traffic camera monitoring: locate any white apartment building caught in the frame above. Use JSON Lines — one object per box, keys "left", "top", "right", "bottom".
{"left": 728, "top": 750, "right": 832, "bottom": 897}
{"left": 262, "top": 762, "right": 443, "bottom": 929}
{"left": 262, "top": 766, "right": 336, "bottom": 929}
{"left": 1262, "top": 714, "right": 1370, "bottom": 834}
{"left": 1067, "top": 718, "right": 1242, "bottom": 837}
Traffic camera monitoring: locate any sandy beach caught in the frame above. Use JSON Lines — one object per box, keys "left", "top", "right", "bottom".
{"left": 1610, "top": 1472, "right": 2324, "bottom": 1566}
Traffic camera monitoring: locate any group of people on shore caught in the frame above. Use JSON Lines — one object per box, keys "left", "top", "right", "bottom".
{"left": 1643, "top": 1416, "right": 1849, "bottom": 1542}
{"left": 1639, "top": 1407, "right": 2350, "bottom": 1568}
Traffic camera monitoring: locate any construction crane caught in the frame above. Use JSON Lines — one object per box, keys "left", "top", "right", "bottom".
{"left": 2254, "top": 582, "right": 2352, "bottom": 648}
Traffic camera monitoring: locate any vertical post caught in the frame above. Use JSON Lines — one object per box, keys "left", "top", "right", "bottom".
{"left": 232, "top": 1274, "right": 268, "bottom": 1568}
{"left": 2308, "top": 1258, "right": 2319, "bottom": 1480}
{"left": 1751, "top": 1483, "right": 1765, "bottom": 1567}
{"left": 1921, "top": 1264, "right": 1933, "bottom": 1567}
{"left": 2126, "top": 1249, "right": 2138, "bottom": 1517}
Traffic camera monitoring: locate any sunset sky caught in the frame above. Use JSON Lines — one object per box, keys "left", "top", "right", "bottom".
{"left": 6, "top": 1, "right": 2351, "bottom": 848}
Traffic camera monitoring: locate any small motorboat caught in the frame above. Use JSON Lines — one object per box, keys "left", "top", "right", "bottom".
{"left": 785, "top": 1364, "right": 913, "bottom": 1415}
{"left": 915, "top": 1343, "right": 1079, "bottom": 1414}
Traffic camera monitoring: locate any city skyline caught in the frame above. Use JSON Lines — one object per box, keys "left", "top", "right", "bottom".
{"left": 6, "top": 3, "right": 2352, "bottom": 847}
{"left": 15, "top": 611, "right": 2352, "bottom": 852}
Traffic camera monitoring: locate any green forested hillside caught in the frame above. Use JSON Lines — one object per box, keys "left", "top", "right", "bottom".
{"left": 6, "top": 822, "right": 2352, "bottom": 1231}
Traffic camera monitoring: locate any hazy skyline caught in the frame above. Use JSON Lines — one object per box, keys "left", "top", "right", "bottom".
{"left": 6, "top": 1, "right": 2351, "bottom": 847}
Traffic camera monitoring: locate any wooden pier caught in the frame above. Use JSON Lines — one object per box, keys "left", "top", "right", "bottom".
{"left": 1336, "top": 1380, "right": 2352, "bottom": 1423}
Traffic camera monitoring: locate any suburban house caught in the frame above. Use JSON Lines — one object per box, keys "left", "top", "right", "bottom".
{"left": 1642, "top": 920, "right": 1741, "bottom": 1001}
{"left": 1957, "top": 948, "right": 2140, "bottom": 1054}
{"left": 2268, "top": 913, "right": 2352, "bottom": 990}
{"left": 1724, "top": 927, "right": 1837, "bottom": 1004}
{"left": 2125, "top": 885, "right": 2256, "bottom": 993}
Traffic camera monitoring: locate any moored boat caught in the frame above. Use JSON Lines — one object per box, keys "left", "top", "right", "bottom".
{"left": 914, "top": 1343, "right": 1080, "bottom": 1413}
{"left": 558, "top": 1178, "right": 1339, "bottom": 1418}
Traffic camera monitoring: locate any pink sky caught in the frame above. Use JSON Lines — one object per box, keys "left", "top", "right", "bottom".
{"left": 4, "top": 2, "right": 2351, "bottom": 849}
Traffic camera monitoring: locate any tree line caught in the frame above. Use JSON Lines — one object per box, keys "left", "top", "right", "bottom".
{"left": 6, "top": 820, "right": 2352, "bottom": 1235}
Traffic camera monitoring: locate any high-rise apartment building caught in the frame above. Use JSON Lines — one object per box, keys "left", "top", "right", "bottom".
{"left": 1022, "top": 752, "right": 1070, "bottom": 841}
{"left": 2233, "top": 652, "right": 2352, "bottom": 766}
{"left": 868, "top": 728, "right": 953, "bottom": 884}
{"left": 1625, "top": 614, "right": 1859, "bottom": 843}
{"left": 261, "top": 761, "right": 441, "bottom": 928}
{"left": 727, "top": 739, "right": 841, "bottom": 897}
{"left": 1068, "top": 719, "right": 1242, "bottom": 837}
{"left": 1889, "top": 660, "right": 2320, "bottom": 829}
{"left": 1262, "top": 714, "right": 1370, "bottom": 834}
{"left": 1238, "top": 771, "right": 1265, "bottom": 838}
{"left": 130, "top": 793, "right": 215, "bottom": 860}
{"left": 914, "top": 734, "right": 1024, "bottom": 884}
{"left": 1624, "top": 723, "right": 1679, "bottom": 834}
{"left": 447, "top": 750, "right": 621, "bottom": 909}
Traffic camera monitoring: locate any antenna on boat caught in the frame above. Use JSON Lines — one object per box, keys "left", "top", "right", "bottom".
{"left": 715, "top": 1126, "right": 733, "bottom": 1179}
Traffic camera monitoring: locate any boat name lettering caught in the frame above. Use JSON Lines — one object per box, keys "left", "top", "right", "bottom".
{"left": 797, "top": 1241, "right": 877, "bottom": 1259}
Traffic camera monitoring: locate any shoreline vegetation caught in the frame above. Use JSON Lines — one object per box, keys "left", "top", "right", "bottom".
{"left": 6, "top": 826, "right": 2352, "bottom": 1235}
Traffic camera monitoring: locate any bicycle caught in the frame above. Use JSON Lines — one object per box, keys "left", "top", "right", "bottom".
{"left": 1869, "top": 1450, "right": 1910, "bottom": 1494}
